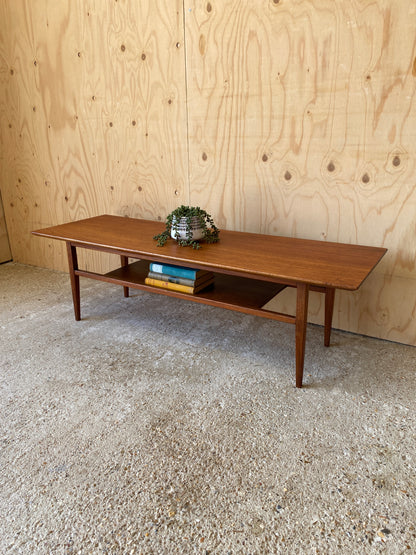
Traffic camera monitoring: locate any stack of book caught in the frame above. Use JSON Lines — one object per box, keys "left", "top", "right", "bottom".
{"left": 145, "top": 262, "right": 215, "bottom": 294}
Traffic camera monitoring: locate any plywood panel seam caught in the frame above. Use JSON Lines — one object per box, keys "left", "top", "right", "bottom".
{"left": 181, "top": 0, "right": 191, "bottom": 205}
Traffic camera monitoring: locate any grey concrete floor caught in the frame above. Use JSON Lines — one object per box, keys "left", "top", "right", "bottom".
{"left": 0, "top": 262, "right": 415, "bottom": 554}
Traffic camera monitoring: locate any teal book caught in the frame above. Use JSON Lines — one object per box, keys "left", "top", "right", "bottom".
{"left": 149, "top": 262, "right": 209, "bottom": 280}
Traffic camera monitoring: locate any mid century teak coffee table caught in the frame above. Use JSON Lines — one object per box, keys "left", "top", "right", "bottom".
{"left": 33, "top": 215, "right": 387, "bottom": 387}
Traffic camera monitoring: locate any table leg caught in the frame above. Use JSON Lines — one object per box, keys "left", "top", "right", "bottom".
{"left": 324, "top": 287, "right": 335, "bottom": 347}
{"left": 295, "top": 283, "right": 309, "bottom": 388}
{"left": 120, "top": 255, "right": 129, "bottom": 297}
{"left": 66, "top": 242, "right": 81, "bottom": 321}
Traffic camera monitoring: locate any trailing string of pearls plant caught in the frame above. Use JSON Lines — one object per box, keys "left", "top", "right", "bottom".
{"left": 153, "top": 205, "right": 220, "bottom": 249}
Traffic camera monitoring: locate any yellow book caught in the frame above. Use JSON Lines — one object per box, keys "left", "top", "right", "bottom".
{"left": 145, "top": 276, "right": 214, "bottom": 294}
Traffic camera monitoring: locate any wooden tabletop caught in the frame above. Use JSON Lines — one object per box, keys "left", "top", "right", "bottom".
{"left": 33, "top": 215, "right": 387, "bottom": 290}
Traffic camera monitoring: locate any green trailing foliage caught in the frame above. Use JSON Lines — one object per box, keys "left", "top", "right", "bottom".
{"left": 153, "top": 205, "right": 220, "bottom": 249}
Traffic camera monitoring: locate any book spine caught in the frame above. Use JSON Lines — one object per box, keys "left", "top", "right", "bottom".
{"left": 145, "top": 277, "right": 195, "bottom": 294}
{"left": 149, "top": 262, "right": 197, "bottom": 279}
{"left": 147, "top": 271, "right": 195, "bottom": 287}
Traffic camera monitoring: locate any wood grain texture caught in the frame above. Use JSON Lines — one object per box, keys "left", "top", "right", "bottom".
{"left": 185, "top": 0, "right": 416, "bottom": 345}
{"left": 32, "top": 214, "right": 386, "bottom": 290}
{"left": 0, "top": 192, "right": 12, "bottom": 263}
{"left": 0, "top": 0, "right": 188, "bottom": 273}
{"left": 1, "top": 0, "right": 415, "bottom": 345}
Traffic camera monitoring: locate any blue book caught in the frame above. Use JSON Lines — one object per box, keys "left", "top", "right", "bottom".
{"left": 149, "top": 262, "right": 208, "bottom": 280}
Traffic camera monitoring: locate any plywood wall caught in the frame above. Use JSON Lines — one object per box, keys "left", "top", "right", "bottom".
{"left": 184, "top": 0, "right": 416, "bottom": 345}
{"left": 0, "top": 0, "right": 188, "bottom": 272}
{"left": 0, "top": 0, "right": 415, "bottom": 345}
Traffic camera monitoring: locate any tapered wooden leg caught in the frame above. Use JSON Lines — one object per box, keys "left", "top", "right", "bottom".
{"left": 66, "top": 242, "right": 81, "bottom": 321}
{"left": 295, "top": 283, "right": 309, "bottom": 388}
{"left": 120, "top": 255, "right": 129, "bottom": 297}
{"left": 324, "top": 287, "right": 335, "bottom": 347}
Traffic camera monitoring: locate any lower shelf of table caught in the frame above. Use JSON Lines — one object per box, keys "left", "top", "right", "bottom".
{"left": 76, "top": 259, "right": 295, "bottom": 324}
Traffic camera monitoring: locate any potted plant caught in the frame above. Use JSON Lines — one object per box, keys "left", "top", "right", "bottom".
{"left": 153, "top": 205, "right": 220, "bottom": 249}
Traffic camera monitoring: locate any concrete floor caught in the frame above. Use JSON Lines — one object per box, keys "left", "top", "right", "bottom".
{"left": 1, "top": 262, "right": 415, "bottom": 554}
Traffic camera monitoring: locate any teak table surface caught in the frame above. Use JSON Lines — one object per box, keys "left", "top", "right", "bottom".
{"left": 33, "top": 215, "right": 387, "bottom": 387}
